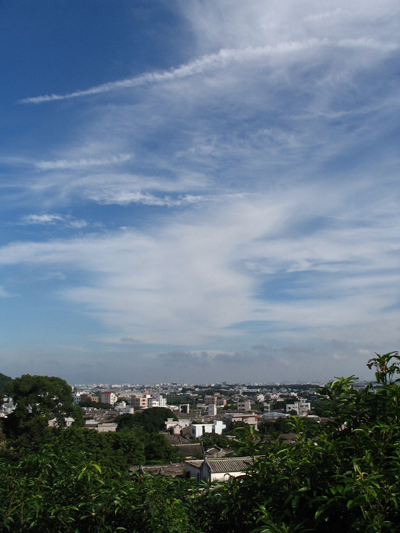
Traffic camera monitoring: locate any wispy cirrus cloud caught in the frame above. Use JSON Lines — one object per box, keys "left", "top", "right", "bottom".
{"left": 18, "top": 40, "right": 330, "bottom": 104}
{"left": 21, "top": 214, "right": 87, "bottom": 228}
{"left": 0, "top": 185, "right": 398, "bottom": 348}
{"left": 35, "top": 154, "right": 132, "bottom": 171}
{"left": 19, "top": 37, "right": 398, "bottom": 105}
{"left": 304, "top": 9, "right": 344, "bottom": 22}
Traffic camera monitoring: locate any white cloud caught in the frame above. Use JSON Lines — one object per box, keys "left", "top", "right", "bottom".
{"left": 35, "top": 154, "right": 132, "bottom": 170}
{"left": 19, "top": 28, "right": 398, "bottom": 105}
{"left": 22, "top": 214, "right": 64, "bottom": 224}
{"left": 0, "top": 184, "right": 398, "bottom": 347}
{"left": 8, "top": 0, "right": 396, "bottom": 217}
{"left": 333, "top": 353, "right": 345, "bottom": 360}
{"left": 0, "top": 286, "right": 15, "bottom": 298}
{"left": 21, "top": 214, "right": 87, "bottom": 228}
{"left": 304, "top": 9, "right": 344, "bottom": 22}
{"left": 19, "top": 40, "right": 331, "bottom": 104}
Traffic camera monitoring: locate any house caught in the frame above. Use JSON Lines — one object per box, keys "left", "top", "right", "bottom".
{"left": 190, "top": 420, "right": 226, "bottom": 439}
{"left": 0, "top": 398, "right": 14, "bottom": 415}
{"left": 130, "top": 463, "right": 186, "bottom": 477}
{"left": 48, "top": 417, "right": 75, "bottom": 428}
{"left": 80, "top": 393, "right": 99, "bottom": 403}
{"left": 165, "top": 417, "right": 191, "bottom": 435}
{"left": 185, "top": 457, "right": 254, "bottom": 483}
{"left": 225, "top": 413, "right": 258, "bottom": 429}
{"left": 114, "top": 402, "right": 134, "bottom": 415}
{"left": 285, "top": 401, "right": 311, "bottom": 416}
{"left": 262, "top": 411, "right": 290, "bottom": 420}
{"left": 173, "top": 442, "right": 204, "bottom": 459}
{"left": 97, "top": 422, "right": 117, "bottom": 433}
{"left": 205, "top": 445, "right": 227, "bottom": 458}
{"left": 72, "top": 391, "right": 81, "bottom": 405}
{"left": 84, "top": 420, "right": 118, "bottom": 432}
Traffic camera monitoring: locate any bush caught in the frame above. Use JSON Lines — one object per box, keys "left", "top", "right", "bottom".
{"left": 191, "top": 352, "right": 400, "bottom": 533}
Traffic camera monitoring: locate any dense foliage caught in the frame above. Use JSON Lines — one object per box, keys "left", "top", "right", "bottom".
{"left": 3, "top": 375, "right": 83, "bottom": 441}
{"left": 1, "top": 352, "right": 399, "bottom": 532}
{"left": 0, "top": 372, "right": 12, "bottom": 395}
{"left": 115, "top": 407, "right": 177, "bottom": 434}
{"left": 0, "top": 443, "right": 196, "bottom": 533}
{"left": 192, "top": 351, "right": 400, "bottom": 533}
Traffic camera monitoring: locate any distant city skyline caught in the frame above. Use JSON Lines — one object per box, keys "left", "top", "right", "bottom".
{"left": 0, "top": 1, "right": 398, "bottom": 383}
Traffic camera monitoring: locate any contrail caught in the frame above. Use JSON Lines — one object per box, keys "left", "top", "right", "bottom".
{"left": 19, "top": 39, "right": 330, "bottom": 104}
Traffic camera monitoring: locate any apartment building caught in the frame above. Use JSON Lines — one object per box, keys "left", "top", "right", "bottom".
{"left": 101, "top": 391, "right": 117, "bottom": 405}
{"left": 131, "top": 395, "right": 148, "bottom": 409}
{"left": 237, "top": 400, "right": 252, "bottom": 412}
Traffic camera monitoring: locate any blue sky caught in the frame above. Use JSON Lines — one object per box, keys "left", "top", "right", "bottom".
{"left": 0, "top": 0, "right": 399, "bottom": 384}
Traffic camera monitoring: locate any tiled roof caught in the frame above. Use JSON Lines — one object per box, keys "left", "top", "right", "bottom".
{"left": 130, "top": 464, "right": 186, "bottom": 477}
{"left": 185, "top": 460, "right": 204, "bottom": 468}
{"left": 206, "top": 457, "right": 253, "bottom": 473}
{"left": 174, "top": 443, "right": 204, "bottom": 456}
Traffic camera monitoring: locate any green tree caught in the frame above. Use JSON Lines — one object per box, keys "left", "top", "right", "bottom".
{"left": 192, "top": 352, "right": 400, "bottom": 533}
{"left": 144, "top": 433, "right": 180, "bottom": 464}
{"left": 0, "top": 372, "right": 12, "bottom": 395}
{"left": 201, "top": 433, "right": 230, "bottom": 449}
{"left": 4, "top": 374, "right": 82, "bottom": 439}
{"left": 0, "top": 440, "right": 197, "bottom": 532}
{"left": 116, "top": 407, "right": 177, "bottom": 434}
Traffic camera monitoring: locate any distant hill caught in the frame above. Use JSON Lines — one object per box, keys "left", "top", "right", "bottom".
{"left": 0, "top": 373, "right": 12, "bottom": 395}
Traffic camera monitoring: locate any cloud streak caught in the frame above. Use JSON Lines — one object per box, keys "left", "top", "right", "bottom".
{"left": 19, "top": 38, "right": 398, "bottom": 104}
{"left": 35, "top": 154, "right": 132, "bottom": 171}
{"left": 21, "top": 214, "right": 87, "bottom": 228}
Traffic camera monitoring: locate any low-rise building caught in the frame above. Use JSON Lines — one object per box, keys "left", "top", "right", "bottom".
{"left": 285, "top": 401, "right": 311, "bottom": 416}
{"left": 237, "top": 400, "right": 252, "bottom": 412}
{"left": 186, "top": 457, "right": 254, "bottom": 483}
{"left": 1, "top": 398, "right": 14, "bottom": 415}
{"left": 190, "top": 420, "right": 226, "bottom": 439}
{"left": 263, "top": 411, "right": 290, "bottom": 420}
{"left": 165, "top": 417, "right": 191, "bottom": 435}
{"left": 72, "top": 391, "right": 81, "bottom": 405}
{"left": 225, "top": 413, "right": 258, "bottom": 429}
{"left": 80, "top": 393, "right": 99, "bottom": 403}
{"left": 48, "top": 417, "right": 75, "bottom": 428}
{"left": 204, "top": 395, "right": 218, "bottom": 405}
{"left": 180, "top": 403, "right": 190, "bottom": 413}
{"left": 84, "top": 420, "right": 118, "bottom": 433}
{"left": 148, "top": 398, "right": 159, "bottom": 408}
{"left": 97, "top": 422, "right": 118, "bottom": 433}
